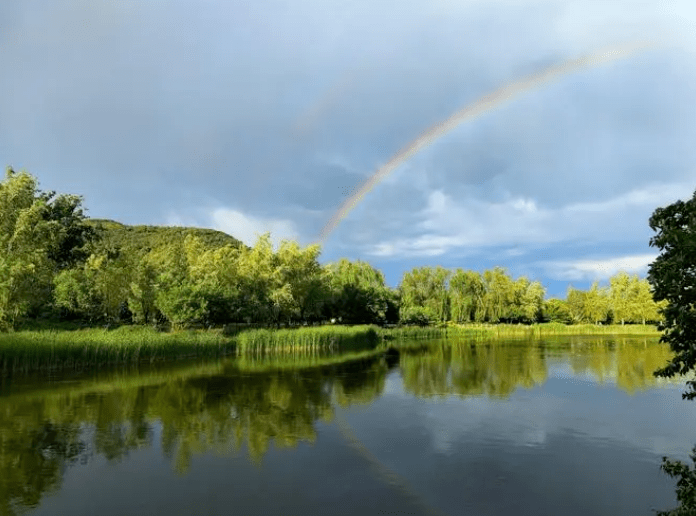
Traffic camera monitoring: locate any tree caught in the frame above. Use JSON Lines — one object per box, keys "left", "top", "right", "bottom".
{"left": 565, "top": 287, "right": 587, "bottom": 324}
{"left": 276, "top": 240, "right": 324, "bottom": 323}
{"left": 583, "top": 282, "right": 611, "bottom": 325}
{"left": 648, "top": 190, "right": 696, "bottom": 396}
{"left": 543, "top": 298, "right": 572, "bottom": 324}
{"left": 448, "top": 269, "right": 486, "bottom": 323}
{"left": 40, "top": 190, "right": 96, "bottom": 271}
{"left": 0, "top": 168, "right": 54, "bottom": 328}
{"left": 399, "top": 266, "right": 450, "bottom": 324}
{"left": 54, "top": 253, "right": 132, "bottom": 323}
{"left": 647, "top": 189, "right": 696, "bottom": 515}
{"left": 325, "top": 259, "right": 390, "bottom": 324}
{"left": 516, "top": 277, "right": 545, "bottom": 323}
{"left": 610, "top": 271, "right": 632, "bottom": 325}
{"left": 481, "top": 267, "right": 516, "bottom": 323}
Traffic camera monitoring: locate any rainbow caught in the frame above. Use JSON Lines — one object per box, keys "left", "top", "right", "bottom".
{"left": 318, "top": 42, "right": 656, "bottom": 243}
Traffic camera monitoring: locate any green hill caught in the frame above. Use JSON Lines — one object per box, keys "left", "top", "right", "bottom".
{"left": 86, "top": 219, "right": 245, "bottom": 256}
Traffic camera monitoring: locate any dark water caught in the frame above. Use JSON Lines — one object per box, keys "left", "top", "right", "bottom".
{"left": 1, "top": 336, "right": 694, "bottom": 516}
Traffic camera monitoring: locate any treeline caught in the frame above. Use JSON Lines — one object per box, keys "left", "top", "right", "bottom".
{"left": 0, "top": 168, "right": 665, "bottom": 330}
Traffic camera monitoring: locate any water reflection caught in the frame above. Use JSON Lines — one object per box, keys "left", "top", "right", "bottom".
{"left": 0, "top": 336, "right": 682, "bottom": 515}
{"left": 400, "top": 336, "right": 680, "bottom": 399}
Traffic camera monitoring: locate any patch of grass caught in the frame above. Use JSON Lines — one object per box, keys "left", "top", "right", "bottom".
{"left": 0, "top": 326, "right": 234, "bottom": 374}
{"left": 481, "top": 323, "right": 662, "bottom": 337}
{"left": 235, "top": 325, "right": 380, "bottom": 355}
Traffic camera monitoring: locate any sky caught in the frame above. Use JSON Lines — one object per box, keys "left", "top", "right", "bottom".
{"left": 2, "top": 0, "right": 695, "bottom": 297}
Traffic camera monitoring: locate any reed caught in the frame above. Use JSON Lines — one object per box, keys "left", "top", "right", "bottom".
{"left": 378, "top": 325, "right": 495, "bottom": 341}
{"left": 0, "top": 326, "right": 234, "bottom": 374}
{"left": 479, "top": 323, "right": 662, "bottom": 337}
{"left": 234, "top": 325, "right": 380, "bottom": 356}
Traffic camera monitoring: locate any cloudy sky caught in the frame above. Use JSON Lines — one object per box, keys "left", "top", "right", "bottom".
{"left": 2, "top": 1, "right": 695, "bottom": 297}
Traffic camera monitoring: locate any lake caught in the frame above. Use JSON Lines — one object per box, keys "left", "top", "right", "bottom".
{"left": 1, "top": 335, "right": 694, "bottom": 516}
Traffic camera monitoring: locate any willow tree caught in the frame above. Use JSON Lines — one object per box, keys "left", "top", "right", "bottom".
{"left": 325, "top": 259, "right": 390, "bottom": 324}
{"left": 399, "top": 266, "right": 450, "bottom": 324}
{"left": 583, "top": 282, "right": 611, "bottom": 325}
{"left": 448, "top": 269, "right": 486, "bottom": 323}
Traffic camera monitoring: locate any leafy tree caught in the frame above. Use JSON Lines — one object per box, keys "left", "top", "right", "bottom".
{"left": 127, "top": 255, "right": 159, "bottom": 324}
{"left": 54, "top": 253, "right": 131, "bottom": 323}
{"left": 448, "top": 269, "right": 485, "bottom": 323}
{"left": 0, "top": 168, "right": 54, "bottom": 328}
{"left": 399, "top": 305, "right": 436, "bottom": 326}
{"left": 647, "top": 189, "right": 696, "bottom": 515}
{"left": 515, "top": 277, "right": 545, "bottom": 323}
{"left": 40, "top": 191, "right": 96, "bottom": 270}
{"left": 482, "top": 267, "right": 516, "bottom": 322}
{"left": 583, "top": 282, "right": 611, "bottom": 325}
{"left": 543, "top": 298, "right": 572, "bottom": 324}
{"left": 566, "top": 287, "right": 587, "bottom": 323}
{"left": 325, "top": 259, "right": 390, "bottom": 324}
{"left": 276, "top": 240, "right": 324, "bottom": 322}
{"left": 399, "top": 266, "right": 450, "bottom": 324}
{"left": 610, "top": 271, "right": 632, "bottom": 325}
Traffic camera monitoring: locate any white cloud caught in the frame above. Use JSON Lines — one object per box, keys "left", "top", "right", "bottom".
{"left": 541, "top": 253, "right": 658, "bottom": 281}
{"left": 209, "top": 208, "right": 298, "bottom": 248}
{"left": 365, "top": 182, "right": 691, "bottom": 258}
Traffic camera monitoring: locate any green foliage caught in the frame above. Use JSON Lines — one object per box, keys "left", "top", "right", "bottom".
{"left": 0, "top": 169, "right": 54, "bottom": 328}
{"left": 86, "top": 218, "right": 243, "bottom": 257}
{"left": 40, "top": 191, "right": 96, "bottom": 270}
{"left": 648, "top": 189, "right": 696, "bottom": 398}
{"left": 655, "top": 448, "right": 696, "bottom": 516}
{"left": 399, "top": 305, "right": 436, "bottom": 326}
{"left": 580, "top": 282, "right": 610, "bottom": 324}
{"left": 448, "top": 269, "right": 486, "bottom": 323}
{"left": 155, "top": 283, "right": 209, "bottom": 330}
{"left": 325, "top": 259, "right": 391, "bottom": 324}
{"left": 234, "top": 325, "right": 379, "bottom": 355}
{"left": 543, "top": 298, "right": 572, "bottom": 324}
{"left": 0, "top": 326, "right": 233, "bottom": 373}
{"left": 399, "top": 266, "right": 450, "bottom": 323}
{"left": 647, "top": 188, "right": 696, "bottom": 516}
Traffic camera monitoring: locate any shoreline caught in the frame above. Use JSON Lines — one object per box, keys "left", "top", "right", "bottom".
{"left": 0, "top": 323, "right": 661, "bottom": 375}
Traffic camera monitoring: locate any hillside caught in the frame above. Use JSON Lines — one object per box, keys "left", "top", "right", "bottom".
{"left": 86, "top": 219, "right": 245, "bottom": 255}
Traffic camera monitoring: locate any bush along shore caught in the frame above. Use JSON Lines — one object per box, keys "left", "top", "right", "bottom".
{"left": 0, "top": 322, "right": 662, "bottom": 374}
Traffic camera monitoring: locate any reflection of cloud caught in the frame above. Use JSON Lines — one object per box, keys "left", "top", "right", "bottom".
{"left": 365, "top": 182, "right": 690, "bottom": 257}
{"left": 541, "top": 253, "right": 658, "bottom": 281}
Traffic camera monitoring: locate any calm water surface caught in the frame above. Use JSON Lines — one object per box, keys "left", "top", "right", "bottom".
{"left": 1, "top": 336, "right": 695, "bottom": 516}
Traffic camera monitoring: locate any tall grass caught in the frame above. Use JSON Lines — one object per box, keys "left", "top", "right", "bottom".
{"left": 477, "top": 322, "right": 662, "bottom": 337}
{"left": 0, "top": 321, "right": 662, "bottom": 375}
{"left": 377, "top": 325, "right": 494, "bottom": 341}
{"left": 0, "top": 326, "right": 234, "bottom": 374}
{"left": 235, "top": 325, "right": 379, "bottom": 355}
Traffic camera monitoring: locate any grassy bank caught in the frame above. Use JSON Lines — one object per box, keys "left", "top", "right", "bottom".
{"left": 0, "top": 326, "right": 234, "bottom": 374}
{"left": 0, "top": 322, "right": 662, "bottom": 374}
{"left": 379, "top": 323, "right": 662, "bottom": 341}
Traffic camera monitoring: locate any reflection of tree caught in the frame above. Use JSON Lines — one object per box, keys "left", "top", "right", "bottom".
{"left": 400, "top": 337, "right": 676, "bottom": 400}
{"left": 567, "top": 338, "right": 616, "bottom": 384}
{"left": 563, "top": 337, "right": 679, "bottom": 393}
{"left": 615, "top": 338, "right": 681, "bottom": 394}
{"left": 0, "top": 417, "right": 84, "bottom": 516}
{"left": 400, "top": 341, "right": 548, "bottom": 399}
{"left": 0, "top": 354, "right": 390, "bottom": 513}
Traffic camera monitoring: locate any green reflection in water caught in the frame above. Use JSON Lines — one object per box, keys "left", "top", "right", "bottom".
{"left": 0, "top": 336, "right": 684, "bottom": 515}
{"left": 399, "top": 336, "right": 681, "bottom": 400}
{"left": 0, "top": 353, "right": 389, "bottom": 515}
